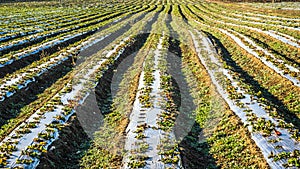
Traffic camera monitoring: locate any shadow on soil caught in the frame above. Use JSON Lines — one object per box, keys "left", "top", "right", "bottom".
{"left": 166, "top": 6, "right": 219, "bottom": 168}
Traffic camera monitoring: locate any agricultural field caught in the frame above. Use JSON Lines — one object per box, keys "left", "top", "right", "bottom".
{"left": 0, "top": 0, "right": 299, "bottom": 168}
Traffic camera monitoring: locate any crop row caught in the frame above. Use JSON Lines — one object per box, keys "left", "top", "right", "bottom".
{"left": 0, "top": 5, "right": 125, "bottom": 43}
{"left": 0, "top": 5, "right": 149, "bottom": 78}
{"left": 65, "top": 5, "right": 165, "bottom": 168}
{"left": 182, "top": 4, "right": 300, "bottom": 121}
{"left": 0, "top": 5, "right": 150, "bottom": 105}
{"left": 180, "top": 5, "right": 300, "bottom": 167}
{"left": 0, "top": 4, "right": 159, "bottom": 143}
{"left": 0, "top": 15, "right": 143, "bottom": 167}
{"left": 1, "top": 1, "right": 299, "bottom": 168}
{"left": 0, "top": 4, "right": 136, "bottom": 56}
{"left": 125, "top": 36, "right": 159, "bottom": 168}
{"left": 169, "top": 5, "right": 270, "bottom": 168}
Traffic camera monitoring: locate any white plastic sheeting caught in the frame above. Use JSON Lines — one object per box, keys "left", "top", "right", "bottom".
{"left": 219, "top": 29, "right": 300, "bottom": 87}
{"left": 0, "top": 36, "right": 127, "bottom": 169}
{"left": 123, "top": 36, "right": 181, "bottom": 169}
{"left": 190, "top": 30, "right": 300, "bottom": 169}
{"left": 0, "top": 34, "right": 110, "bottom": 103}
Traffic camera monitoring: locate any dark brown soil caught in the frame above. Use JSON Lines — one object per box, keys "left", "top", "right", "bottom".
{"left": 37, "top": 115, "right": 90, "bottom": 169}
